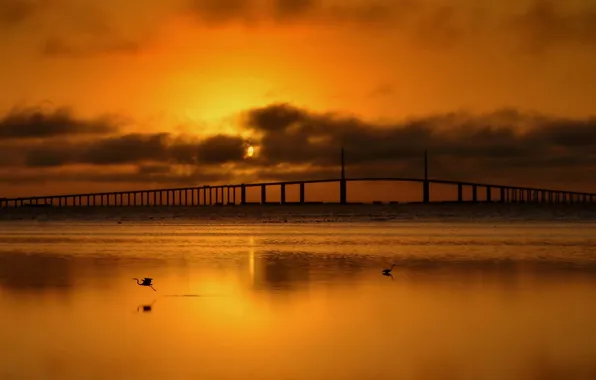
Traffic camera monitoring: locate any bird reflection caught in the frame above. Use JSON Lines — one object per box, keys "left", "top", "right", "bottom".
{"left": 382, "top": 272, "right": 394, "bottom": 280}
{"left": 136, "top": 300, "right": 156, "bottom": 313}
{"left": 133, "top": 277, "right": 156, "bottom": 291}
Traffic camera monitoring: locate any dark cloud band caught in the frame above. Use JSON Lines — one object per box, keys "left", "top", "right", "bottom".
{"left": 1, "top": 103, "right": 595, "bottom": 190}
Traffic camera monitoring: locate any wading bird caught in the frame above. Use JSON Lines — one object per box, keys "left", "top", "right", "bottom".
{"left": 133, "top": 277, "right": 156, "bottom": 291}
{"left": 382, "top": 264, "right": 395, "bottom": 276}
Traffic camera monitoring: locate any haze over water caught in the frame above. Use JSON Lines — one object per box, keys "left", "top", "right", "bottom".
{"left": 1, "top": 204, "right": 596, "bottom": 380}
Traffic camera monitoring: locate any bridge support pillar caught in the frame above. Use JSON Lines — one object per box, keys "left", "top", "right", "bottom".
{"left": 423, "top": 180, "right": 430, "bottom": 203}
{"left": 241, "top": 184, "right": 246, "bottom": 205}
{"left": 299, "top": 183, "right": 305, "bottom": 203}
{"left": 340, "top": 179, "right": 347, "bottom": 204}
{"left": 500, "top": 188, "right": 505, "bottom": 202}
{"left": 281, "top": 184, "right": 286, "bottom": 204}
{"left": 486, "top": 186, "right": 492, "bottom": 202}
{"left": 472, "top": 185, "right": 477, "bottom": 203}
{"left": 457, "top": 184, "right": 463, "bottom": 202}
{"left": 261, "top": 185, "right": 267, "bottom": 204}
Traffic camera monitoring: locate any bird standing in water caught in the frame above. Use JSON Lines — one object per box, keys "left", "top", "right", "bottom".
{"left": 133, "top": 277, "right": 156, "bottom": 291}
{"left": 382, "top": 264, "right": 395, "bottom": 276}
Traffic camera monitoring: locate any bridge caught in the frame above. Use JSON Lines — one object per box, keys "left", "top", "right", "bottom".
{"left": 1, "top": 150, "right": 595, "bottom": 208}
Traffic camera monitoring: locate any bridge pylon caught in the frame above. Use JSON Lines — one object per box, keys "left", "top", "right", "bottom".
{"left": 423, "top": 149, "right": 430, "bottom": 203}
{"left": 340, "top": 147, "right": 347, "bottom": 204}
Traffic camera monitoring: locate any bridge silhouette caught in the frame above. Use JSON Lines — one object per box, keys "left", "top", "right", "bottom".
{"left": 1, "top": 150, "right": 595, "bottom": 208}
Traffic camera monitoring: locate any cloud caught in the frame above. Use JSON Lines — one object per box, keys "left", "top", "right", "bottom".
{"left": 0, "top": 166, "right": 234, "bottom": 185}
{"left": 41, "top": 37, "right": 142, "bottom": 57}
{"left": 196, "top": 134, "right": 245, "bottom": 163}
{"left": 20, "top": 132, "right": 245, "bottom": 168}
{"left": 186, "top": 0, "right": 435, "bottom": 26}
{"left": 0, "top": 106, "right": 122, "bottom": 139}
{"left": 186, "top": 0, "right": 253, "bottom": 25}
{"left": 181, "top": 0, "right": 596, "bottom": 51}
{"left": 5, "top": 0, "right": 596, "bottom": 58}
{"left": 1, "top": 103, "right": 596, "bottom": 190}
{"left": 242, "top": 103, "right": 596, "bottom": 184}
{"left": 0, "top": 0, "right": 154, "bottom": 57}
{"left": 0, "top": 0, "right": 44, "bottom": 27}
{"left": 511, "top": 0, "right": 596, "bottom": 52}
{"left": 184, "top": 0, "right": 426, "bottom": 28}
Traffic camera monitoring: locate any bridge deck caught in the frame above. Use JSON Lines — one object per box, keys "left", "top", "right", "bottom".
{"left": 1, "top": 177, "right": 595, "bottom": 206}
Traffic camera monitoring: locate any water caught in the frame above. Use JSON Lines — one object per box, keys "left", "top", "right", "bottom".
{"left": 1, "top": 204, "right": 596, "bottom": 380}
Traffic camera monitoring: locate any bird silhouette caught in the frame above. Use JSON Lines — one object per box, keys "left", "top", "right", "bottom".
{"left": 382, "top": 264, "right": 395, "bottom": 275}
{"left": 133, "top": 277, "right": 156, "bottom": 291}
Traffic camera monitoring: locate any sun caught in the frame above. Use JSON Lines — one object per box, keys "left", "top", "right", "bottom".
{"left": 245, "top": 145, "right": 254, "bottom": 159}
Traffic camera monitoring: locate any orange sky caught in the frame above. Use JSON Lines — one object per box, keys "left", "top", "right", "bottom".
{"left": 1, "top": 0, "right": 596, "bottom": 197}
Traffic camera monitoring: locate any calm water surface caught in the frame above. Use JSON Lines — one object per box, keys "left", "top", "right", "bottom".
{"left": 1, "top": 208, "right": 596, "bottom": 380}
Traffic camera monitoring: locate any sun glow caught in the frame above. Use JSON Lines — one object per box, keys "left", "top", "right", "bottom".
{"left": 245, "top": 145, "right": 255, "bottom": 158}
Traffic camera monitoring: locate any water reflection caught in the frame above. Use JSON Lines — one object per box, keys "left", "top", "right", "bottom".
{"left": 136, "top": 300, "right": 156, "bottom": 313}
{"left": 1, "top": 223, "right": 596, "bottom": 380}
{"left": 0, "top": 252, "right": 74, "bottom": 291}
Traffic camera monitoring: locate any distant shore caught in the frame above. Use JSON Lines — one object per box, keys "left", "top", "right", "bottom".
{"left": 1, "top": 202, "right": 595, "bottom": 223}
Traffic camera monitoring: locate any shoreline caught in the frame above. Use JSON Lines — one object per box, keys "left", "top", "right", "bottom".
{"left": 1, "top": 202, "right": 596, "bottom": 223}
